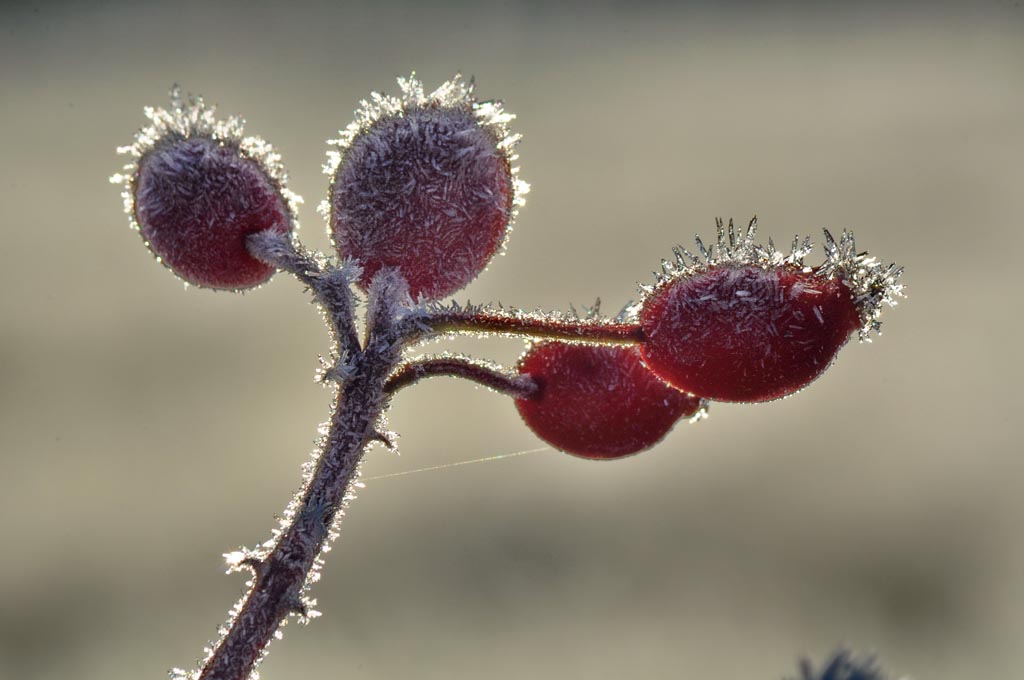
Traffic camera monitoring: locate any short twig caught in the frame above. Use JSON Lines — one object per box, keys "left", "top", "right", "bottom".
{"left": 247, "top": 229, "right": 361, "bottom": 358}
{"left": 400, "top": 305, "right": 645, "bottom": 345}
{"left": 385, "top": 355, "right": 539, "bottom": 399}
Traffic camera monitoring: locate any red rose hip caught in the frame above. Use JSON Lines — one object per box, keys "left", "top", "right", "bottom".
{"left": 325, "top": 75, "right": 528, "bottom": 301}
{"left": 639, "top": 219, "right": 904, "bottom": 403}
{"left": 114, "top": 87, "right": 299, "bottom": 290}
{"left": 641, "top": 264, "right": 861, "bottom": 402}
{"left": 515, "top": 342, "right": 705, "bottom": 460}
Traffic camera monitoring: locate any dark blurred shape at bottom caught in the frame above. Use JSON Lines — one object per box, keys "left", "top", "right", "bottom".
{"left": 789, "top": 650, "right": 891, "bottom": 680}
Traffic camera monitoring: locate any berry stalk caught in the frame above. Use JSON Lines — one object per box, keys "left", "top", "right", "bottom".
{"left": 246, "top": 231, "right": 361, "bottom": 359}
{"left": 403, "top": 305, "right": 645, "bottom": 345}
{"left": 385, "top": 355, "right": 538, "bottom": 398}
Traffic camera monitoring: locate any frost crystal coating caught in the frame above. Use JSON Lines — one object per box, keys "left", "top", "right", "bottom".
{"left": 638, "top": 218, "right": 903, "bottom": 403}
{"left": 818, "top": 228, "right": 905, "bottom": 340}
{"left": 112, "top": 86, "right": 301, "bottom": 289}
{"left": 323, "top": 74, "right": 529, "bottom": 301}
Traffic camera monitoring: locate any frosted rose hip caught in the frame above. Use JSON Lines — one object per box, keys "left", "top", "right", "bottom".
{"left": 515, "top": 343, "right": 704, "bottom": 460}
{"left": 638, "top": 220, "right": 904, "bottom": 403}
{"left": 134, "top": 137, "right": 291, "bottom": 289}
{"left": 325, "top": 75, "right": 527, "bottom": 300}
{"left": 113, "top": 87, "right": 299, "bottom": 290}
{"left": 641, "top": 264, "right": 860, "bottom": 402}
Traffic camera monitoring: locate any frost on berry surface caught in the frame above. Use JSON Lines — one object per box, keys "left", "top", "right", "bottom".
{"left": 112, "top": 86, "right": 301, "bottom": 289}
{"left": 516, "top": 342, "right": 705, "bottom": 459}
{"left": 323, "top": 74, "right": 529, "bottom": 301}
{"left": 639, "top": 218, "right": 904, "bottom": 403}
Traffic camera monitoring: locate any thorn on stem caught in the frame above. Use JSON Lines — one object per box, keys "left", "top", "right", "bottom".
{"left": 370, "top": 430, "right": 397, "bottom": 451}
{"left": 242, "top": 556, "right": 268, "bottom": 580}
{"left": 283, "top": 596, "right": 308, "bottom": 618}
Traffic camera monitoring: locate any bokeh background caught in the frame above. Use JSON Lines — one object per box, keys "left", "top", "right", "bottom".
{"left": 2, "top": 1, "right": 1022, "bottom": 678}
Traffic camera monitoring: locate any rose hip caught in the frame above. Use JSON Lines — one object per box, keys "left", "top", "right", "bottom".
{"left": 134, "top": 136, "right": 292, "bottom": 289}
{"left": 326, "top": 75, "right": 527, "bottom": 301}
{"left": 114, "top": 87, "right": 299, "bottom": 290}
{"left": 638, "top": 219, "right": 903, "bottom": 402}
{"left": 516, "top": 342, "right": 704, "bottom": 459}
{"left": 641, "top": 263, "right": 861, "bottom": 402}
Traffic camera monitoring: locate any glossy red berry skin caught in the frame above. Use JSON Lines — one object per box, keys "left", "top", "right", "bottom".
{"left": 640, "top": 264, "right": 862, "bottom": 403}
{"left": 329, "top": 105, "right": 513, "bottom": 300}
{"left": 516, "top": 343, "right": 703, "bottom": 460}
{"left": 134, "top": 136, "right": 292, "bottom": 289}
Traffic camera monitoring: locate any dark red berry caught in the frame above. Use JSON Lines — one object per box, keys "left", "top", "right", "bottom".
{"left": 641, "top": 263, "right": 861, "bottom": 402}
{"left": 326, "top": 75, "right": 526, "bottom": 301}
{"left": 134, "top": 137, "right": 292, "bottom": 289}
{"left": 638, "top": 220, "right": 903, "bottom": 403}
{"left": 515, "top": 343, "right": 704, "bottom": 460}
{"left": 115, "top": 88, "right": 298, "bottom": 290}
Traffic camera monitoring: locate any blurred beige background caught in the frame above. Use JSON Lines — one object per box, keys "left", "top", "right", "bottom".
{"left": 1, "top": 1, "right": 1022, "bottom": 678}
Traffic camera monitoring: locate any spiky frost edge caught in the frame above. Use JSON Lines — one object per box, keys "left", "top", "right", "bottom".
{"left": 176, "top": 326, "right": 395, "bottom": 680}
{"left": 171, "top": 414, "right": 344, "bottom": 680}
{"left": 818, "top": 229, "right": 905, "bottom": 341}
{"left": 184, "top": 273, "right": 410, "bottom": 678}
{"left": 319, "top": 73, "right": 529, "bottom": 259}
{"left": 110, "top": 85, "right": 303, "bottom": 291}
{"left": 638, "top": 217, "right": 904, "bottom": 341}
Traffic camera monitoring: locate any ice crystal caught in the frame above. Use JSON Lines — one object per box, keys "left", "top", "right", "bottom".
{"left": 637, "top": 217, "right": 886, "bottom": 402}
{"left": 642, "top": 217, "right": 903, "bottom": 341}
{"left": 112, "top": 84, "right": 302, "bottom": 247}
{"left": 111, "top": 86, "right": 303, "bottom": 290}
{"left": 322, "top": 73, "right": 527, "bottom": 208}
{"left": 818, "top": 229, "right": 905, "bottom": 340}
{"left": 321, "top": 74, "right": 529, "bottom": 300}
{"left": 643, "top": 217, "right": 810, "bottom": 294}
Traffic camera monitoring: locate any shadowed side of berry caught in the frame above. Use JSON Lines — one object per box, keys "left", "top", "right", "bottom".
{"left": 516, "top": 343, "right": 704, "bottom": 459}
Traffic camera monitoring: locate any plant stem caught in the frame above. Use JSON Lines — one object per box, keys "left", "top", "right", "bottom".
{"left": 198, "top": 352, "right": 390, "bottom": 680}
{"left": 193, "top": 241, "right": 403, "bottom": 680}
{"left": 385, "top": 355, "right": 538, "bottom": 398}
{"left": 247, "top": 231, "right": 361, "bottom": 359}
{"left": 402, "top": 306, "right": 645, "bottom": 345}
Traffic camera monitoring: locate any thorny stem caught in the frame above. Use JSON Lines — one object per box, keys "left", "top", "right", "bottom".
{"left": 385, "top": 355, "right": 538, "bottom": 399}
{"left": 198, "top": 358, "right": 389, "bottom": 680}
{"left": 194, "top": 237, "right": 401, "bottom": 680}
{"left": 400, "top": 305, "right": 645, "bottom": 345}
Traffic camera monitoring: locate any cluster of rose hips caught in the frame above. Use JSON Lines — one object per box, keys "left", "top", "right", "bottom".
{"left": 114, "top": 75, "right": 903, "bottom": 462}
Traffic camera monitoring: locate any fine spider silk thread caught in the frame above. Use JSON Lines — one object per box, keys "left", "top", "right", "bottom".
{"left": 361, "top": 446, "right": 552, "bottom": 482}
